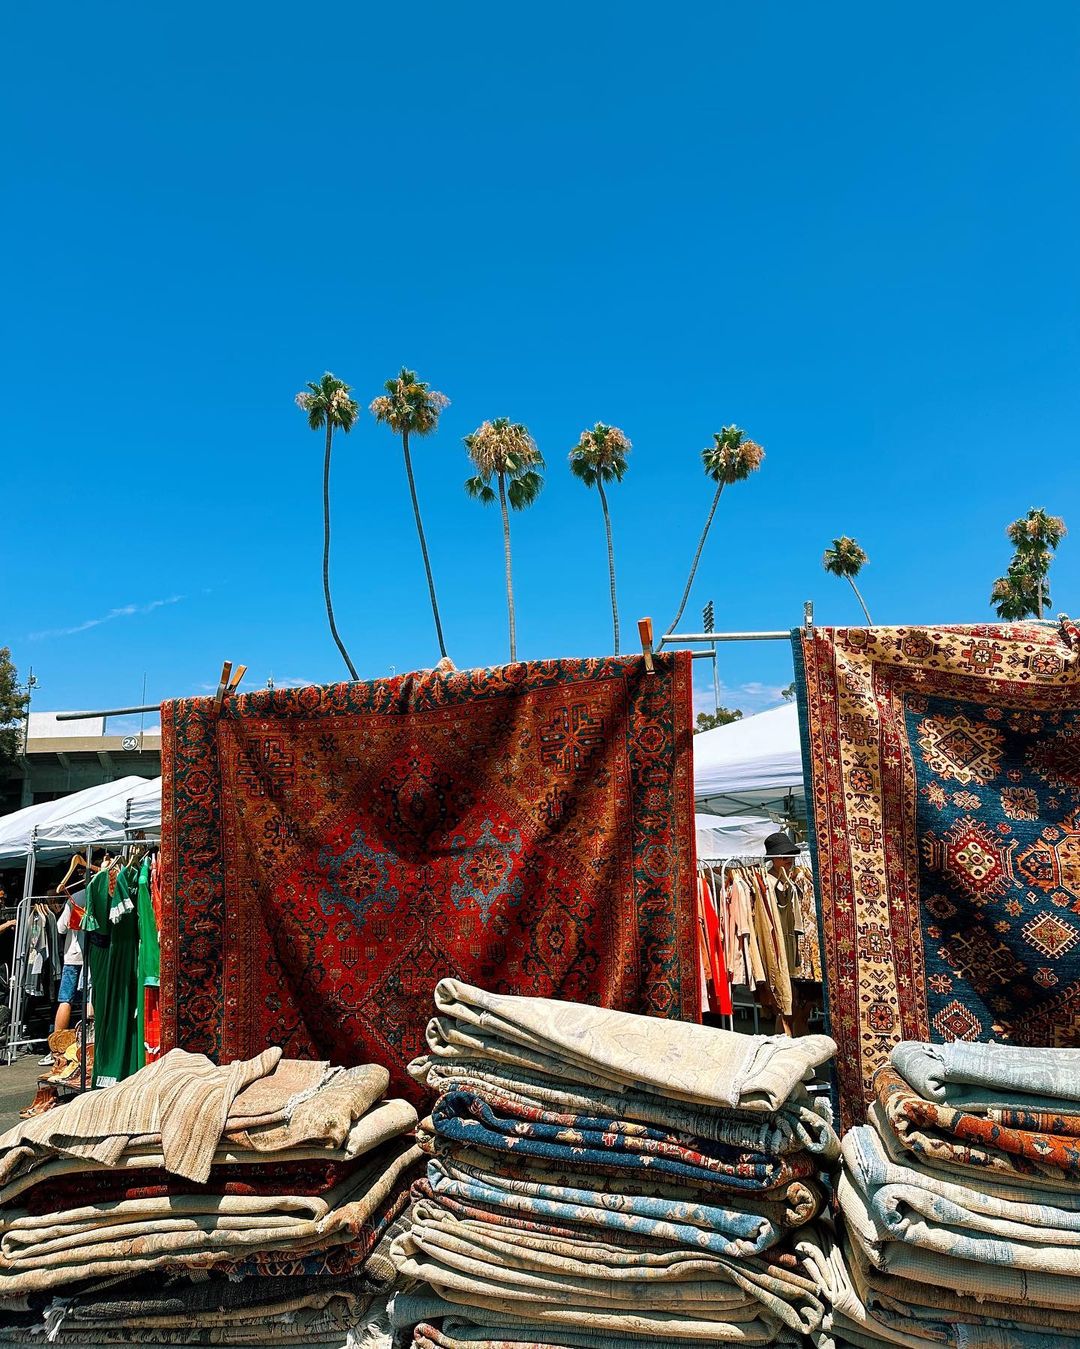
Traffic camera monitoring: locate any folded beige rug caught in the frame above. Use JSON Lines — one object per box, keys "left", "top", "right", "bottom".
{"left": 418, "top": 978, "right": 834, "bottom": 1112}
{"left": 0, "top": 1139, "right": 421, "bottom": 1295}
{"left": 0, "top": 1051, "right": 404, "bottom": 1192}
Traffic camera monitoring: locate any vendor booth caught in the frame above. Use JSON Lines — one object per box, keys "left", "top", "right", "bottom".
{"left": 0, "top": 775, "right": 161, "bottom": 1064}
{"left": 693, "top": 701, "right": 805, "bottom": 822}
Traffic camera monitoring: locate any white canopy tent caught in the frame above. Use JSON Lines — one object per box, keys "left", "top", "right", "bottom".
{"left": 0, "top": 776, "right": 160, "bottom": 865}
{"left": 695, "top": 813, "right": 778, "bottom": 858}
{"left": 693, "top": 702, "right": 806, "bottom": 821}
{"left": 0, "top": 774, "right": 161, "bottom": 1062}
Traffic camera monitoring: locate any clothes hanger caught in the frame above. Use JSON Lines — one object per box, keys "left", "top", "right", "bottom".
{"left": 56, "top": 854, "right": 89, "bottom": 895}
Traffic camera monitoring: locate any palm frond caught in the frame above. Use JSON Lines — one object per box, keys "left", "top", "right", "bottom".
{"left": 465, "top": 417, "right": 541, "bottom": 482}
{"left": 702, "top": 428, "right": 765, "bottom": 485}
{"left": 569, "top": 423, "right": 631, "bottom": 487}
{"left": 370, "top": 368, "right": 450, "bottom": 435}
{"left": 508, "top": 471, "right": 543, "bottom": 510}
{"left": 296, "top": 372, "right": 358, "bottom": 433}
{"left": 822, "top": 536, "right": 868, "bottom": 578}
{"left": 568, "top": 456, "right": 598, "bottom": 487}
{"left": 464, "top": 475, "right": 497, "bottom": 505}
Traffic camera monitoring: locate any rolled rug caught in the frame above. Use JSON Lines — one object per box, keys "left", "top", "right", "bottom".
{"left": 890, "top": 1042, "right": 1080, "bottom": 1115}
{"left": 421, "top": 1156, "right": 785, "bottom": 1256}
{"left": 844, "top": 1123, "right": 1080, "bottom": 1246}
{"left": 60, "top": 1269, "right": 380, "bottom": 1324}
{"left": 422, "top": 978, "right": 835, "bottom": 1113}
{"left": 396, "top": 1209, "right": 824, "bottom": 1334}
{"left": 838, "top": 1166, "right": 1080, "bottom": 1306}
{"left": 0, "top": 1137, "right": 421, "bottom": 1295}
{"left": 843, "top": 1228, "right": 1080, "bottom": 1340}
{"left": 423, "top": 1129, "right": 825, "bottom": 1231}
{"left": 875, "top": 1066, "right": 1080, "bottom": 1182}
{"left": 422, "top": 1143, "right": 825, "bottom": 1228}
{"left": 425, "top": 1088, "right": 818, "bottom": 1194}
{"left": 415, "top": 1059, "right": 839, "bottom": 1158}
{"left": 796, "top": 1224, "right": 1078, "bottom": 1349}
{"left": 868, "top": 1098, "right": 1080, "bottom": 1206}
{"left": 866, "top": 1098, "right": 1080, "bottom": 1196}
{"left": 38, "top": 1297, "right": 384, "bottom": 1346}
{"left": 414, "top": 1316, "right": 804, "bottom": 1349}
{"left": 206, "top": 1145, "right": 421, "bottom": 1278}
{"left": 389, "top": 1283, "right": 797, "bottom": 1345}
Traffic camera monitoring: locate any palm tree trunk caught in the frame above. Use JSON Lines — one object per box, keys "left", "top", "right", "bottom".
{"left": 666, "top": 481, "right": 724, "bottom": 635}
{"left": 322, "top": 422, "right": 359, "bottom": 680}
{"left": 498, "top": 473, "right": 517, "bottom": 662}
{"left": 401, "top": 428, "right": 448, "bottom": 660}
{"left": 847, "top": 575, "right": 873, "bottom": 625}
{"left": 596, "top": 479, "right": 620, "bottom": 656}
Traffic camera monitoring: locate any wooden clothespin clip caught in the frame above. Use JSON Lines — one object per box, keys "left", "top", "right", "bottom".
{"left": 227, "top": 664, "right": 247, "bottom": 696}
{"left": 213, "top": 661, "right": 233, "bottom": 714}
{"left": 638, "top": 617, "right": 655, "bottom": 675}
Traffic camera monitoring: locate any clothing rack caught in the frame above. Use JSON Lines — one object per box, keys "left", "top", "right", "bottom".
{"left": 5, "top": 825, "right": 150, "bottom": 1066}
{"left": 697, "top": 851, "right": 822, "bottom": 1041}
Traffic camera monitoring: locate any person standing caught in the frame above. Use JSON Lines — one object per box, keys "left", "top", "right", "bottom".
{"left": 52, "top": 888, "right": 85, "bottom": 1034}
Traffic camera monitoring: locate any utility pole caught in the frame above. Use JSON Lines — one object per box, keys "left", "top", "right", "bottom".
{"left": 19, "top": 668, "right": 38, "bottom": 807}
{"left": 21, "top": 668, "right": 37, "bottom": 757}
{"left": 703, "top": 602, "right": 719, "bottom": 714}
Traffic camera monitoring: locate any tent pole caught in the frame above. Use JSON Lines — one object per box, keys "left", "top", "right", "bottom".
{"left": 7, "top": 839, "right": 38, "bottom": 1065}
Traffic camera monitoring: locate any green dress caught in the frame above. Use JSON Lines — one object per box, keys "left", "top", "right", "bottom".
{"left": 135, "top": 857, "right": 160, "bottom": 1068}
{"left": 83, "top": 865, "right": 141, "bottom": 1088}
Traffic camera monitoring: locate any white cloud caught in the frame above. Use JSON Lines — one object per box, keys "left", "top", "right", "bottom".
{"left": 30, "top": 596, "right": 184, "bottom": 641}
{"left": 693, "top": 676, "right": 791, "bottom": 718}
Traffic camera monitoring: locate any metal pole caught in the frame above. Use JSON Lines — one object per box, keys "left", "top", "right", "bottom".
{"left": 56, "top": 705, "right": 158, "bottom": 721}
{"left": 659, "top": 631, "right": 789, "bottom": 646}
{"left": 7, "top": 839, "right": 38, "bottom": 1065}
{"left": 702, "top": 602, "right": 720, "bottom": 715}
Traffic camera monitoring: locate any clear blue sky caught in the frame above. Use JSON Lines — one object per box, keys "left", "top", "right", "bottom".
{"left": 3, "top": 4, "right": 1078, "bottom": 731}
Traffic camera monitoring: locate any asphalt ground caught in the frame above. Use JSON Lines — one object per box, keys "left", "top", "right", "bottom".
{"left": 0, "top": 1053, "right": 52, "bottom": 1132}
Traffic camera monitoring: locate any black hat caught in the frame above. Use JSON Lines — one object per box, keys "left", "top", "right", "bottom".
{"left": 764, "top": 830, "right": 799, "bottom": 858}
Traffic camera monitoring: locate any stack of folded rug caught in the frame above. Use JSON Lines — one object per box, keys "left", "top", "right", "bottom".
{"left": 0, "top": 1046, "right": 422, "bottom": 1344}
{"left": 807, "top": 1039, "right": 1080, "bottom": 1348}
{"left": 392, "top": 978, "right": 839, "bottom": 1347}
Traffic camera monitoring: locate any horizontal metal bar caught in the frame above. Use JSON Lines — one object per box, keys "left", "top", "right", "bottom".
{"left": 55, "top": 705, "right": 159, "bottom": 721}
{"left": 659, "top": 631, "right": 790, "bottom": 646}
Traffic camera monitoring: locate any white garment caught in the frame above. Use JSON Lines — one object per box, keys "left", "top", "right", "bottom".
{"left": 56, "top": 890, "right": 84, "bottom": 968}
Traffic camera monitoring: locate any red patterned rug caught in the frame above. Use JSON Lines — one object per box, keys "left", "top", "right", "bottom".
{"left": 794, "top": 621, "right": 1080, "bottom": 1127}
{"left": 161, "top": 656, "right": 697, "bottom": 1100}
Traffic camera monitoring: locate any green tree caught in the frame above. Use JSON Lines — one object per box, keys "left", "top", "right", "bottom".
{"left": 695, "top": 707, "right": 743, "bottom": 734}
{"left": 823, "top": 536, "right": 872, "bottom": 623}
{"left": 370, "top": 368, "right": 451, "bottom": 659}
{"left": 666, "top": 426, "right": 765, "bottom": 635}
{"left": 781, "top": 682, "right": 796, "bottom": 701}
{"left": 295, "top": 373, "right": 360, "bottom": 679}
{"left": 464, "top": 418, "right": 545, "bottom": 662}
{"left": 991, "top": 508, "right": 1067, "bottom": 620}
{"left": 0, "top": 649, "right": 29, "bottom": 765}
{"left": 569, "top": 424, "right": 631, "bottom": 655}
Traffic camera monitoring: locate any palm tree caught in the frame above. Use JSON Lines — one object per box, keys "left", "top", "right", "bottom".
{"left": 666, "top": 426, "right": 765, "bottom": 635}
{"left": 991, "top": 565, "right": 1042, "bottom": 621}
{"left": 464, "top": 419, "right": 544, "bottom": 662}
{"left": 370, "top": 368, "right": 451, "bottom": 659}
{"left": 998, "top": 508, "right": 1067, "bottom": 619}
{"left": 823, "top": 536, "right": 872, "bottom": 623}
{"left": 294, "top": 373, "right": 360, "bottom": 679}
{"left": 569, "top": 424, "right": 631, "bottom": 655}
